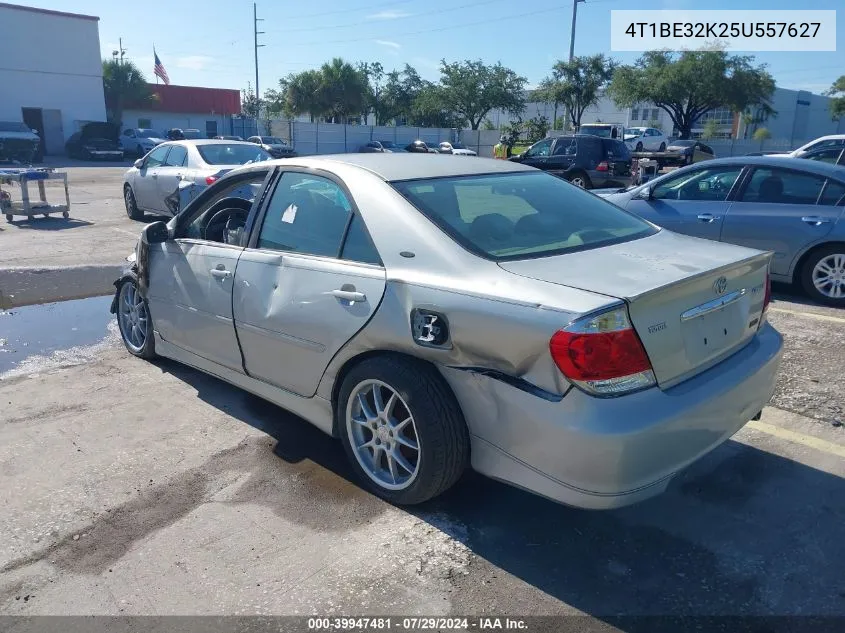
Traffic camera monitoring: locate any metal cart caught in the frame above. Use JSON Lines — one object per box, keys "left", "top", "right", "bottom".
{"left": 0, "top": 168, "right": 70, "bottom": 222}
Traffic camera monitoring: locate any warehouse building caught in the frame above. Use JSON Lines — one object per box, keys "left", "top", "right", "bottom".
{"left": 0, "top": 2, "right": 108, "bottom": 156}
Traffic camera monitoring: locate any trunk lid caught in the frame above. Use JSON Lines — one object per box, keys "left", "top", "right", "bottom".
{"left": 499, "top": 230, "right": 771, "bottom": 388}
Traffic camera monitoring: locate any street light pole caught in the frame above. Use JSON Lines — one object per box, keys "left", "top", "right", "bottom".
{"left": 569, "top": 0, "right": 585, "bottom": 61}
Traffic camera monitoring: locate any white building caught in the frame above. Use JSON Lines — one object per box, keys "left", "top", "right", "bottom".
{"left": 0, "top": 2, "right": 108, "bottom": 155}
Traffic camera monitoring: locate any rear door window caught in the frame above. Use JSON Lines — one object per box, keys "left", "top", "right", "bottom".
{"left": 819, "top": 180, "right": 845, "bottom": 206}
{"left": 552, "top": 138, "right": 577, "bottom": 156}
{"left": 164, "top": 144, "right": 187, "bottom": 167}
{"left": 738, "top": 167, "right": 827, "bottom": 205}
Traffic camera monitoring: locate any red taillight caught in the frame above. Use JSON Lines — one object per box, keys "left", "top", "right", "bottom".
{"left": 596, "top": 161, "right": 609, "bottom": 172}
{"left": 550, "top": 306, "right": 655, "bottom": 396}
{"left": 205, "top": 175, "right": 218, "bottom": 185}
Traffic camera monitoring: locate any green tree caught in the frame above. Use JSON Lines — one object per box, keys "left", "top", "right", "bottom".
{"left": 281, "top": 69, "right": 326, "bottom": 122}
{"left": 102, "top": 59, "right": 151, "bottom": 127}
{"left": 380, "top": 65, "right": 421, "bottom": 124}
{"left": 319, "top": 58, "right": 369, "bottom": 123}
{"left": 537, "top": 55, "right": 615, "bottom": 131}
{"left": 358, "top": 62, "right": 386, "bottom": 125}
{"left": 701, "top": 119, "right": 719, "bottom": 140}
{"left": 753, "top": 126, "right": 771, "bottom": 150}
{"left": 437, "top": 59, "right": 526, "bottom": 129}
{"left": 826, "top": 75, "right": 845, "bottom": 120}
{"left": 481, "top": 119, "right": 496, "bottom": 130}
{"left": 241, "top": 82, "right": 261, "bottom": 119}
{"left": 409, "top": 83, "right": 464, "bottom": 128}
{"left": 525, "top": 116, "right": 550, "bottom": 143}
{"left": 608, "top": 50, "right": 775, "bottom": 139}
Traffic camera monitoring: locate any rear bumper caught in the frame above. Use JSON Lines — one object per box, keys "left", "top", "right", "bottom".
{"left": 441, "top": 322, "right": 783, "bottom": 509}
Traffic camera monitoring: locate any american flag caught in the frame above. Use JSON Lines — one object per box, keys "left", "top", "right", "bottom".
{"left": 153, "top": 50, "right": 170, "bottom": 85}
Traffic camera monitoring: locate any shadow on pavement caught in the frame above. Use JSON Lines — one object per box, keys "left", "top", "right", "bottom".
{"left": 4, "top": 217, "right": 92, "bottom": 230}
{"left": 158, "top": 358, "right": 845, "bottom": 624}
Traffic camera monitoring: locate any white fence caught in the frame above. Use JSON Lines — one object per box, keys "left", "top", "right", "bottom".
{"left": 265, "top": 119, "right": 817, "bottom": 158}
{"left": 269, "top": 121, "right": 457, "bottom": 155}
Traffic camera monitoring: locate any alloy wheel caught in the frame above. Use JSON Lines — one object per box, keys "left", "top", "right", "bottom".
{"left": 346, "top": 379, "right": 420, "bottom": 491}
{"left": 812, "top": 253, "right": 845, "bottom": 299}
{"left": 118, "top": 282, "right": 149, "bottom": 353}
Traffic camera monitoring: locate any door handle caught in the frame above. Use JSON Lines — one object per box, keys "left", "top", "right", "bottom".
{"left": 697, "top": 213, "right": 720, "bottom": 222}
{"left": 210, "top": 268, "right": 231, "bottom": 279}
{"left": 331, "top": 289, "right": 366, "bottom": 302}
{"left": 801, "top": 216, "right": 831, "bottom": 226}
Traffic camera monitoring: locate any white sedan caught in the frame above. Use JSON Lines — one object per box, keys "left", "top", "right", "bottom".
{"left": 438, "top": 142, "right": 477, "bottom": 156}
{"left": 123, "top": 140, "right": 271, "bottom": 220}
{"left": 625, "top": 127, "right": 668, "bottom": 152}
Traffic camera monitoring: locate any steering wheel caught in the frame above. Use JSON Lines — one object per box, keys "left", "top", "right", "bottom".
{"left": 203, "top": 207, "right": 247, "bottom": 242}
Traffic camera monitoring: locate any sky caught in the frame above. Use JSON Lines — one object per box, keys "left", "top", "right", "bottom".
{"left": 24, "top": 0, "right": 845, "bottom": 96}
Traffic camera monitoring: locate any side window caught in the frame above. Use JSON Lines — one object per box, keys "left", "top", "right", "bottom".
{"left": 257, "top": 172, "right": 352, "bottom": 258}
{"left": 164, "top": 145, "right": 187, "bottom": 167}
{"left": 525, "top": 138, "right": 552, "bottom": 158}
{"left": 552, "top": 138, "right": 577, "bottom": 156}
{"left": 180, "top": 171, "right": 268, "bottom": 240}
{"left": 805, "top": 149, "right": 841, "bottom": 164}
{"left": 652, "top": 166, "right": 743, "bottom": 202}
{"left": 138, "top": 118, "right": 152, "bottom": 129}
{"left": 145, "top": 145, "right": 170, "bottom": 168}
{"left": 739, "top": 167, "right": 826, "bottom": 205}
{"left": 248, "top": 137, "right": 259, "bottom": 144}
{"left": 341, "top": 214, "right": 381, "bottom": 265}
{"left": 124, "top": 130, "right": 135, "bottom": 138}
{"left": 820, "top": 180, "right": 845, "bottom": 206}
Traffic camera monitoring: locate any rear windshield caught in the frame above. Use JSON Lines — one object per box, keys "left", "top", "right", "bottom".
{"left": 197, "top": 143, "right": 272, "bottom": 165}
{"left": 580, "top": 126, "right": 613, "bottom": 138}
{"left": 0, "top": 121, "right": 31, "bottom": 132}
{"left": 392, "top": 172, "right": 656, "bottom": 261}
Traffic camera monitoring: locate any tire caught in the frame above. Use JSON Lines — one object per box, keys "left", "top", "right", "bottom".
{"left": 567, "top": 171, "right": 592, "bottom": 189}
{"left": 659, "top": 142, "right": 666, "bottom": 151}
{"left": 800, "top": 244, "right": 845, "bottom": 307}
{"left": 635, "top": 142, "right": 643, "bottom": 152}
{"left": 5, "top": 214, "right": 12, "bottom": 222}
{"left": 116, "top": 279, "right": 156, "bottom": 359}
{"left": 337, "top": 355, "right": 470, "bottom": 505}
{"left": 124, "top": 185, "right": 143, "bottom": 221}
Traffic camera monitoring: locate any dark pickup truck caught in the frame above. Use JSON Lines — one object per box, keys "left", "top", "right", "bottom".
{"left": 508, "top": 134, "right": 632, "bottom": 190}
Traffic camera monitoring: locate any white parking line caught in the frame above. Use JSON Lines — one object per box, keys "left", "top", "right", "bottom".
{"left": 769, "top": 307, "right": 845, "bottom": 324}
{"left": 747, "top": 420, "right": 845, "bottom": 458}
{"left": 112, "top": 227, "right": 138, "bottom": 237}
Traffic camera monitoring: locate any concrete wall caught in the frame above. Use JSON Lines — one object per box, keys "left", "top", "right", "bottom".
{"left": 120, "top": 110, "right": 233, "bottom": 138}
{"left": 0, "top": 5, "right": 106, "bottom": 149}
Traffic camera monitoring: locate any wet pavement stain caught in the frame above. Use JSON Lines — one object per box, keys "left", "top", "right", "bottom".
{"left": 0, "top": 295, "right": 114, "bottom": 375}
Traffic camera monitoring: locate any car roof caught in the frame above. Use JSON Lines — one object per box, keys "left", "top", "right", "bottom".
{"left": 160, "top": 139, "right": 255, "bottom": 146}
{"left": 695, "top": 155, "right": 845, "bottom": 179}
{"left": 253, "top": 153, "right": 535, "bottom": 181}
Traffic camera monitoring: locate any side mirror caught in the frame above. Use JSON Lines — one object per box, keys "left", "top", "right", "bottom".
{"left": 133, "top": 159, "right": 143, "bottom": 169}
{"left": 142, "top": 221, "right": 169, "bottom": 244}
{"left": 635, "top": 186, "right": 653, "bottom": 200}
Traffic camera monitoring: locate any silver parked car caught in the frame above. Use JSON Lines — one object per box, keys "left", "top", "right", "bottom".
{"left": 599, "top": 156, "right": 845, "bottom": 306}
{"left": 123, "top": 140, "right": 272, "bottom": 219}
{"left": 111, "top": 154, "right": 782, "bottom": 509}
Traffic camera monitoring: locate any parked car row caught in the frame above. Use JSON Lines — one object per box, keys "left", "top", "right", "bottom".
{"left": 358, "top": 140, "right": 477, "bottom": 155}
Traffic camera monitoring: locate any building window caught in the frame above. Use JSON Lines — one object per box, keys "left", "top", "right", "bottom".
{"left": 698, "top": 107, "right": 733, "bottom": 126}
{"left": 205, "top": 120, "right": 218, "bottom": 138}
{"left": 630, "top": 108, "right": 639, "bottom": 121}
{"left": 651, "top": 108, "right": 660, "bottom": 121}
{"left": 138, "top": 118, "right": 152, "bottom": 128}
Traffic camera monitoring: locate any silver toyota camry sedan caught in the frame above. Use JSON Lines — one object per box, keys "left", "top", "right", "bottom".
{"left": 111, "top": 154, "right": 783, "bottom": 509}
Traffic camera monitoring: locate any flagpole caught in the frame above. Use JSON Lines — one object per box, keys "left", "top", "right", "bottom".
{"left": 154, "top": 46, "right": 158, "bottom": 84}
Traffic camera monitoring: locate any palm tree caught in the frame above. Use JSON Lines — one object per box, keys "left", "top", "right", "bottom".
{"left": 319, "top": 58, "right": 368, "bottom": 124}
{"left": 102, "top": 59, "right": 151, "bottom": 127}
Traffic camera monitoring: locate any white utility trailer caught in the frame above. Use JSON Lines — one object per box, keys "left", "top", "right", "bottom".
{"left": 0, "top": 168, "right": 70, "bottom": 222}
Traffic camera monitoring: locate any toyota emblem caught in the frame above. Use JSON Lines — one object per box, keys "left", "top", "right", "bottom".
{"left": 713, "top": 276, "right": 728, "bottom": 295}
